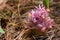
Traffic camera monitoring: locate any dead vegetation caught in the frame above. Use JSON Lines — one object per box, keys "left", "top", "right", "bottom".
{"left": 0, "top": 0, "right": 60, "bottom": 40}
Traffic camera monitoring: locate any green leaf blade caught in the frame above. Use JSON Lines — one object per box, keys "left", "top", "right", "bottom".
{"left": 0, "top": 26, "right": 5, "bottom": 34}
{"left": 44, "top": 0, "right": 49, "bottom": 8}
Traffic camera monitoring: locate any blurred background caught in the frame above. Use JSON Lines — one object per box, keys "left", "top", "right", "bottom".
{"left": 0, "top": 0, "right": 60, "bottom": 40}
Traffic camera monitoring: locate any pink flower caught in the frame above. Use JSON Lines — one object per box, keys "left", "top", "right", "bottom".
{"left": 24, "top": 4, "right": 53, "bottom": 32}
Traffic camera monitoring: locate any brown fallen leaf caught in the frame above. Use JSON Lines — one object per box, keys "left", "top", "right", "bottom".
{"left": 0, "top": 0, "right": 7, "bottom": 10}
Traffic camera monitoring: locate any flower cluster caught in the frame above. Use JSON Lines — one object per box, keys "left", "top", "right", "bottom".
{"left": 24, "top": 5, "right": 53, "bottom": 32}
